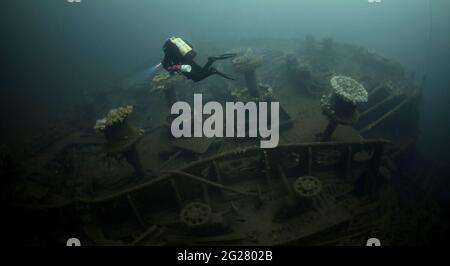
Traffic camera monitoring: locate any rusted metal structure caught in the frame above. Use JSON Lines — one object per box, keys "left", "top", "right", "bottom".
{"left": 16, "top": 139, "right": 391, "bottom": 246}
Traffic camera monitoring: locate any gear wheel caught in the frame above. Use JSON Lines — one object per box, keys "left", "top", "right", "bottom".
{"left": 294, "top": 176, "right": 323, "bottom": 197}
{"left": 180, "top": 202, "right": 212, "bottom": 228}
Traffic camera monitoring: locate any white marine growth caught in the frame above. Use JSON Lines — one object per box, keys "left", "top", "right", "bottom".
{"left": 330, "top": 75, "right": 368, "bottom": 104}
{"left": 94, "top": 105, "right": 134, "bottom": 132}
{"left": 231, "top": 48, "right": 263, "bottom": 73}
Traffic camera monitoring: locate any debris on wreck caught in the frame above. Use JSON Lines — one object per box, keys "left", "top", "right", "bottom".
{"left": 39, "top": 139, "right": 391, "bottom": 246}
{"left": 94, "top": 105, "right": 146, "bottom": 180}
{"left": 180, "top": 202, "right": 228, "bottom": 236}
{"left": 276, "top": 175, "right": 326, "bottom": 220}
{"left": 304, "top": 34, "right": 317, "bottom": 55}
{"left": 361, "top": 48, "right": 405, "bottom": 78}
{"left": 151, "top": 72, "right": 184, "bottom": 108}
{"left": 321, "top": 37, "right": 335, "bottom": 58}
{"left": 284, "top": 54, "right": 323, "bottom": 96}
{"left": 231, "top": 48, "right": 263, "bottom": 97}
{"left": 357, "top": 80, "right": 419, "bottom": 135}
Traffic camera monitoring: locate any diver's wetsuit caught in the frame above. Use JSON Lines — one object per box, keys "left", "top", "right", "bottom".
{"left": 162, "top": 37, "right": 235, "bottom": 82}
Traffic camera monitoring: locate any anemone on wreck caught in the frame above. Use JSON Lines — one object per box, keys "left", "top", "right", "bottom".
{"left": 331, "top": 76, "right": 368, "bottom": 104}
{"left": 304, "top": 34, "right": 317, "bottom": 53}
{"left": 229, "top": 82, "right": 274, "bottom": 102}
{"left": 285, "top": 54, "right": 317, "bottom": 94}
{"left": 320, "top": 76, "right": 368, "bottom": 141}
{"left": 231, "top": 48, "right": 263, "bottom": 97}
{"left": 151, "top": 72, "right": 183, "bottom": 91}
{"left": 321, "top": 75, "right": 368, "bottom": 121}
{"left": 151, "top": 72, "right": 183, "bottom": 107}
{"left": 231, "top": 48, "right": 263, "bottom": 72}
{"left": 94, "top": 105, "right": 133, "bottom": 132}
{"left": 94, "top": 105, "right": 146, "bottom": 179}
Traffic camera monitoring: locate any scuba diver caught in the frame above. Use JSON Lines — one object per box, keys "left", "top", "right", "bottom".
{"left": 162, "top": 36, "right": 237, "bottom": 82}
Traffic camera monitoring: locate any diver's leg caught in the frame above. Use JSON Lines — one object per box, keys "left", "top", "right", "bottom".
{"left": 209, "top": 53, "right": 238, "bottom": 61}
{"left": 210, "top": 68, "right": 236, "bottom": 81}
{"left": 184, "top": 69, "right": 206, "bottom": 82}
{"left": 188, "top": 68, "right": 235, "bottom": 82}
{"left": 203, "top": 53, "right": 239, "bottom": 71}
{"left": 202, "top": 57, "right": 216, "bottom": 72}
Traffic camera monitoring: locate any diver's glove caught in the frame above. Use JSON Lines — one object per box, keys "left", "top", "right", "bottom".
{"left": 168, "top": 64, "right": 192, "bottom": 73}
{"left": 167, "top": 64, "right": 181, "bottom": 72}
{"left": 180, "top": 65, "right": 192, "bottom": 73}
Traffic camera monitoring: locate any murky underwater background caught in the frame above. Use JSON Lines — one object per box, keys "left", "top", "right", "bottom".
{"left": 1, "top": 0, "right": 449, "bottom": 158}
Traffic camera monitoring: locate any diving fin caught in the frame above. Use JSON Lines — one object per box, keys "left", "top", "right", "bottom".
{"left": 218, "top": 53, "right": 238, "bottom": 59}
{"left": 212, "top": 68, "right": 236, "bottom": 81}
{"left": 209, "top": 53, "right": 238, "bottom": 61}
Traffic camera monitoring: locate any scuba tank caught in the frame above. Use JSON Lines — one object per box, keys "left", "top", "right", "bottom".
{"left": 169, "top": 37, "right": 197, "bottom": 60}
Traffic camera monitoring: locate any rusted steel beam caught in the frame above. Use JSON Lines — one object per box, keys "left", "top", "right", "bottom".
{"left": 360, "top": 95, "right": 396, "bottom": 119}
{"left": 170, "top": 179, "right": 184, "bottom": 208}
{"left": 346, "top": 146, "right": 352, "bottom": 181}
{"left": 59, "top": 140, "right": 391, "bottom": 205}
{"left": 368, "top": 84, "right": 385, "bottom": 96}
{"left": 371, "top": 144, "right": 384, "bottom": 176}
{"left": 202, "top": 183, "right": 210, "bottom": 205}
{"left": 308, "top": 147, "right": 313, "bottom": 175}
{"left": 163, "top": 170, "right": 257, "bottom": 197}
{"left": 158, "top": 150, "right": 182, "bottom": 171}
{"left": 126, "top": 193, "right": 146, "bottom": 229}
{"left": 20, "top": 139, "right": 392, "bottom": 209}
{"left": 212, "top": 160, "right": 226, "bottom": 199}
{"left": 78, "top": 174, "right": 172, "bottom": 203}
{"left": 277, "top": 164, "right": 293, "bottom": 193}
{"left": 256, "top": 184, "right": 263, "bottom": 202}
{"left": 17, "top": 139, "right": 393, "bottom": 211}
{"left": 131, "top": 225, "right": 158, "bottom": 246}
{"left": 360, "top": 95, "right": 415, "bottom": 134}
{"left": 263, "top": 151, "right": 273, "bottom": 190}
{"left": 278, "top": 139, "right": 391, "bottom": 148}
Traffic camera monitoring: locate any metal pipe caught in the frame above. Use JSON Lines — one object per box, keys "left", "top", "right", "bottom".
{"left": 163, "top": 170, "right": 257, "bottom": 197}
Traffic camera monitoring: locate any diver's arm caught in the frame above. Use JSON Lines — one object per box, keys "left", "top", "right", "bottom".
{"left": 162, "top": 54, "right": 179, "bottom": 76}
{"left": 162, "top": 53, "right": 171, "bottom": 71}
